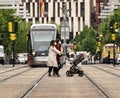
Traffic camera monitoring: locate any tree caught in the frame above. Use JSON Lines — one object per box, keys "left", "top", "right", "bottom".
{"left": 0, "top": 9, "right": 31, "bottom": 55}
{"left": 98, "top": 7, "right": 120, "bottom": 46}
{"left": 0, "top": 9, "right": 16, "bottom": 54}
{"left": 80, "top": 37, "right": 96, "bottom": 54}
{"left": 74, "top": 26, "right": 97, "bottom": 55}
{"left": 15, "top": 21, "right": 31, "bottom": 53}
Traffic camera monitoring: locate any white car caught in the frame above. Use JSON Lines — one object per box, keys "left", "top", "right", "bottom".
{"left": 116, "top": 53, "right": 120, "bottom": 64}
{"left": 0, "top": 45, "right": 5, "bottom": 65}
{"left": 18, "top": 53, "right": 27, "bottom": 64}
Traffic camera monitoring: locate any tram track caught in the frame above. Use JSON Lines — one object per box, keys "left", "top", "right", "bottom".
{"left": 0, "top": 68, "right": 32, "bottom": 83}
{"left": 21, "top": 65, "right": 116, "bottom": 98}
{"left": 23, "top": 64, "right": 120, "bottom": 98}
{"left": 0, "top": 67, "right": 32, "bottom": 83}
{"left": 84, "top": 73, "right": 111, "bottom": 98}
{"left": 0, "top": 64, "right": 119, "bottom": 98}
{"left": 18, "top": 71, "right": 48, "bottom": 98}
{"left": 0, "top": 65, "right": 28, "bottom": 74}
{"left": 93, "top": 64, "right": 120, "bottom": 71}
{"left": 90, "top": 64, "right": 120, "bottom": 78}
{"left": 0, "top": 67, "right": 48, "bottom": 97}
{"left": 81, "top": 64, "right": 120, "bottom": 98}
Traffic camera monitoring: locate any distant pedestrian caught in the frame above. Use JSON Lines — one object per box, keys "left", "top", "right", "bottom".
{"left": 47, "top": 40, "right": 62, "bottom": 76}
{"left": 107, "top": 51, "right": 110, "bottom": 64}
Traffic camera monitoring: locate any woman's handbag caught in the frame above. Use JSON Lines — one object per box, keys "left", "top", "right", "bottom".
{"left": 60, "top": 55, "right": 66, "bottom": 65}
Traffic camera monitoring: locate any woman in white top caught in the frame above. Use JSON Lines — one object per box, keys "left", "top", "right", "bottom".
{"left": 47, "top": 40, "right": 62, "bottom": 76}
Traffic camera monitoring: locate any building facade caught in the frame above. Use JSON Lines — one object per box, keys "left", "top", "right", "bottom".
{"left": 95, "top": 0, "right": 120, "bottom": 30}
{"left": 19, "top": 0, "right": 96, "bottom": 38}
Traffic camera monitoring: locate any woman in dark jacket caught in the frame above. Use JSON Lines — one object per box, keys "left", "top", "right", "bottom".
{"left": 55, "top": 39, "right": 63, "bottom": 76}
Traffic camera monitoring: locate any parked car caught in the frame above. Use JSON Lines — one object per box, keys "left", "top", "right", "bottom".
{"left": 0, "top": 45, "right": 5, "bottom": 65}
{"left": 17, "top": 53, "right": 27, "bottom": 64}
{"left": 116, "top": 52, "right": 120, "bottom": 64}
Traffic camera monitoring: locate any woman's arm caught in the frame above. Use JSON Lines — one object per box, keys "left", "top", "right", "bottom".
{"left": 53, "top": 46, "right": 61, "bottom": 55}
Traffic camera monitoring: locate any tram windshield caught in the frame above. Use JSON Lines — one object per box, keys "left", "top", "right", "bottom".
{"left": 31, "top": 30, "right": 55, "bottom": 52}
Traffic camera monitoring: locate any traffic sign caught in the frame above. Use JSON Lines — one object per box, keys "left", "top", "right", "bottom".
{"left": 111, "top": 34, "right": 116, "bottom": 41}
{"left": 10, "top": 34, "right": 16, "bottom": 41}
{"left": 8, "top": 22, "right": 13, "bottom": 33}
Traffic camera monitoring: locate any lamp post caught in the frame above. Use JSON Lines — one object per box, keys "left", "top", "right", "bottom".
{"left": 109, "top": 20, "right": 118, "bottom": 66}
{"left": 60, "top": 2, "right": 70, "bottom": 56}
{"left": 112, "top": 34, "right": 116, "bottom": 66}
{"left": 96, "top": 33, "right": 103, "bottom": 51}
{"left": 96, "top": 33, "right": 103, "bottom": 64}
{"left": 8, "top": 22, "right": 17, "bottom": 67}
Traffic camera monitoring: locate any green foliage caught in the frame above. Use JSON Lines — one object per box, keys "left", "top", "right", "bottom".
{"left": 98, "top": 7, "right": 120, "bottom": 46}
{"left": 0, "top": 9, "right": 16, "bottom": 54}
{"left": 74, "top": 26, "right": 97, "bottom": 55}
{"left": 0, "top": 9, "right": 31, "bottom": 55}
{"left": 74, "top": 6, "right": 120, "bottom": 55}
{"left": 80, "top": 37, "right": 96, "bottom": 54}
{"left": 15, "top": 21, "right": 31, "bottom": 53}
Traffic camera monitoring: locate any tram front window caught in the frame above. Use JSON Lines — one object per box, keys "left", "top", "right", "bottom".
{"left": 32, "top": 30, "right": 55, "bottom": 52}
{"left": 32, "top": 30, "right": 55, "bottom": 41}
{"left": 34, "top": 41, "right": 49, "bottom": 52}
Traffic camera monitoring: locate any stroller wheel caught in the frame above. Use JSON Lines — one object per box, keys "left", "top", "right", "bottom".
{"left": 66, "top": 70, "right": 74, "bottom": 77}
{"left": 78, "top": 70, "right": 84, "bottom": 77}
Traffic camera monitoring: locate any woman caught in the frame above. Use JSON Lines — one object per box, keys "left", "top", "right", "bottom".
{"left": 55, "top": 39, "right": 63, "bottom": 76}
{"left": 47, "top": 40, "right": 62, "bottom": 76}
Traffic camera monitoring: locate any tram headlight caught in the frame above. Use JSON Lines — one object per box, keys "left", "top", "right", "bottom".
{"left": 32, "top": 51, "right": 36, "bottom": 56}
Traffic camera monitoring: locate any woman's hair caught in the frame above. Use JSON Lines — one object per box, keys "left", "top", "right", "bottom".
{"left": 50, "top": 40, "right": 55, "bottom": 46}
{"left": 56, "top": 39, "right": 59, "bottom": 43}
{"left": 56, "top": 39, "right": 61, "bottom": 44}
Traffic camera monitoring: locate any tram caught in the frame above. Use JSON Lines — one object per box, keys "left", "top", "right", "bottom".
{"left": 101, "top": 43, "right": 120, "bottom": 63}
{"left": 27, "top": 24, "right": 57, "bottom": 67}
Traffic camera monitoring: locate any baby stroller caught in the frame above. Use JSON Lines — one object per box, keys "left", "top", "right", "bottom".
{"left": 66, "top": 53, "right": 84, "bottom": 77}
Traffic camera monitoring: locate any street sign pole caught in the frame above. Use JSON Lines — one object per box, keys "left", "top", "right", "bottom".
{"left": 10, "top": 34, "right": 16, "bottom": 67}
{"left": 12, "top": 41, "right": 15, "bottom": 67}
{"left": 8, "top": 22, "right": 17, "bottom": 67}
{"left": 60, "top": 2, "right": 70, "bottom": 56}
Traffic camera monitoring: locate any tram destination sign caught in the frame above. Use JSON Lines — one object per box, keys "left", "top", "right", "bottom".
{"left": 0, "top": 0, "right": 22, "bottom": 5}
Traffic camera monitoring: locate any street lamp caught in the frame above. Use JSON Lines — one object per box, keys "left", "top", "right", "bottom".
{"left": 61, "top": 26, "right": 69, "bottom": 55}
{"left": 96, "top": 33, "right": 103, "bottom": 64}
{"left": 96, "top": 33, "right": 103, "bottom": 46}
{"left": 96, "top": 33, "right": 103, "bottom": 52}
{"left": 109, "top": 20, "right": 119, "bottom": 66}
{"left": 60, "top": 2, "right": 70, "bottom": 56}
{"left": 100, "top": 34, "right": 103, "bottom": 40}
{"left": 111, "top": 33, "right": 116, "bottom": 66}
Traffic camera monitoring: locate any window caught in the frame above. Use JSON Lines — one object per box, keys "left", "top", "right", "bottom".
{"left": 44, "top": 3, "right": 48, "bottom": 17}
{"left": 80, "top": 2, "right": 84, "bottom": 17}
{"left": 69, "top": 2, "right": 71, "bottom": 17}
{"left": 67, "top": 0, "right": 71, "bottom": 2}
{"left": 74, "top": 0, "right": 78, "bottom": 2}
{"left": 78, "top": 17, "right": 80, "bottom": 31}
{"left": 53, "top": 2, "right": 55, "bottom": 17}
{"left": 58, "top": 3, "right": 60, "bottom": 17}
{"left": 76, "top": 2, "right": 78, "bottom": 17}
{"left": 53, "top": 0, "right": 57, "bottom": 2}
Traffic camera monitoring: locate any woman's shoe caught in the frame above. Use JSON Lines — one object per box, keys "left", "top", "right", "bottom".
{"left": 53, "top": 73, "right": 56, "bottom": 76}
{"left": 56, "top": 74, "right": 61, "bottom": 77}
{"left": 48, "top": 74, "right": 52, "bottom": 76}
